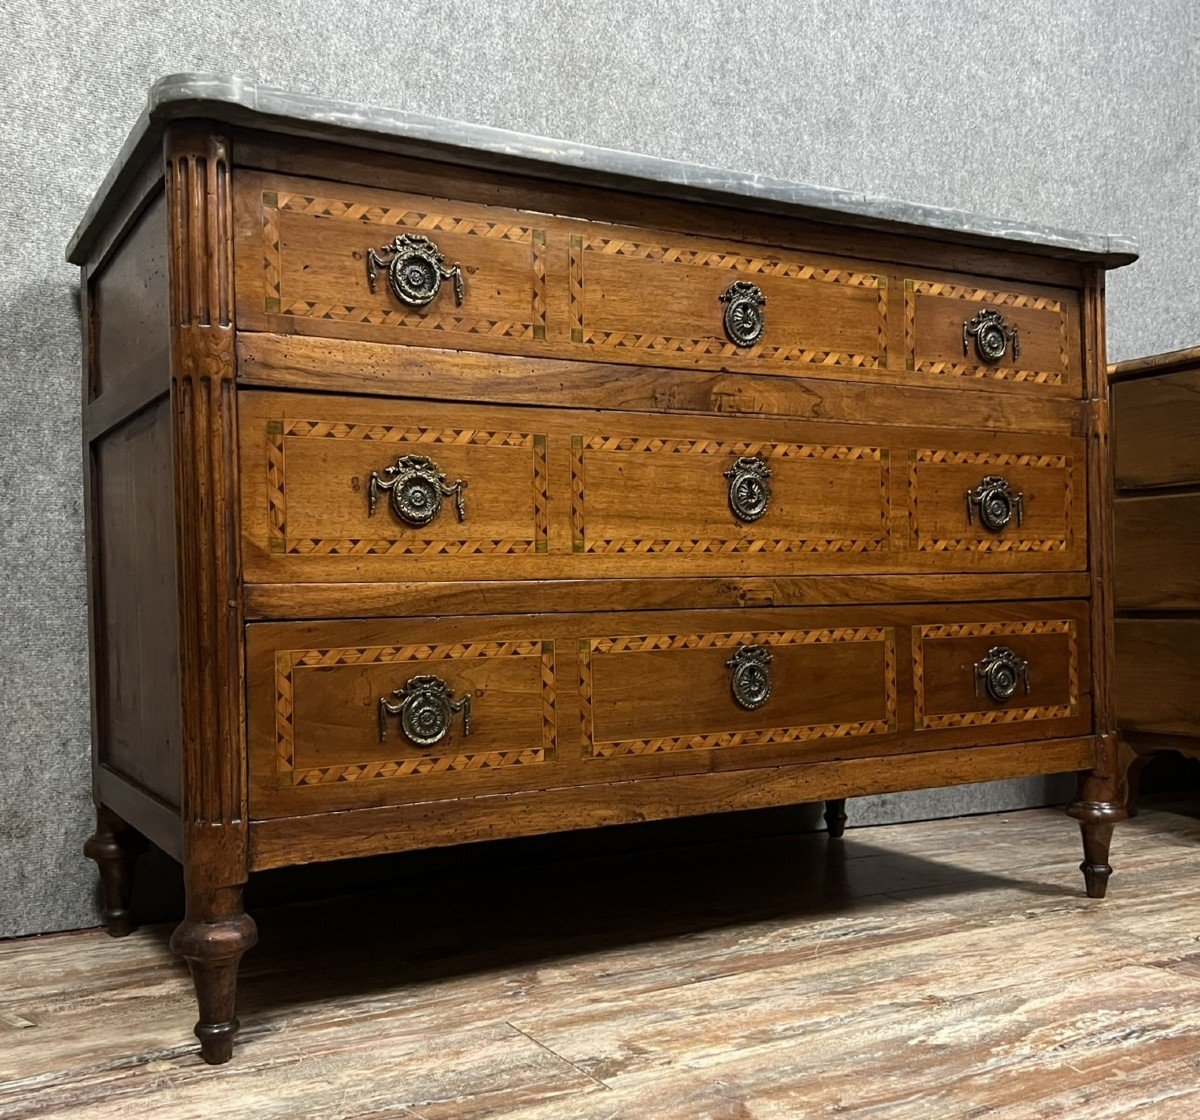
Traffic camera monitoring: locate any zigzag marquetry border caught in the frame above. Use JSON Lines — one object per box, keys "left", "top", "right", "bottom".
{"left": 266, "top": 420, "right": 549, "bottom": 556}
{"left": 568, "top": 233, "right": 887, "bottom": 367}
{"left": 902, "top": 278, "right": 1069, "bottom": 386}
{"left": 275, "top": 639, "right": 557, "bottom": 785}
{"left": 912, "top": 619, "right": 1078, "bottom": 730}
{"left": 570, "top": 437, "right": 891, "bottom": 555}
{"left": 260, "top": 190, "right": 548, "bottom": 338}
{"left": 579, "top": 627, "right": 898, "bottom": 758}
{"left": 907, "top": 447, "right": 1074, "bottom": 554}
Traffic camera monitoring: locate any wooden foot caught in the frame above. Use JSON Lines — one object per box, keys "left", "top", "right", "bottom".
{"left": 1065, "top": 798, "right": 1124, "bottom": 899}
{"left": 824, "top": 799, "right": 847, "bottom": 839}
{"left": 83, "top": 805, "right": 147, "bottom": 937}
{"left": 1079, "top": 819, "right": 1115, "bottom": 899}
{"left": 170, "top": 886, "right": 258, "bottom": 1064}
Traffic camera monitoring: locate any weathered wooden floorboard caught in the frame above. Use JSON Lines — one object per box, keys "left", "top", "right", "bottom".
{"left": 1, "top": 801, "right": 1197, "bottom": 1120}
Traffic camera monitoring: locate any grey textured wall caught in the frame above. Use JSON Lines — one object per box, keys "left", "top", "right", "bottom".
{"left": 1, "top": 0, "right": 1196, "bottom": 938}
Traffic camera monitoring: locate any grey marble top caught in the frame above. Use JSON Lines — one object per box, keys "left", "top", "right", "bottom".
{"left": 66, "top": 73, "right": 1139, "bottom": 268}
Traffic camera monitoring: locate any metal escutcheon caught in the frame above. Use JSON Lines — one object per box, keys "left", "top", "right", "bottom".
{"left": 720, "top": 281, "right": 767, "bottom": 347}
{"left": 379, "top": 675, "right": 472, "bottom": 746}
{"left": 366, "top": 233, "right": 464, "bottom": 309}
{"left": 368, "top": 454, "right": 467, "bottom": 528}
{"left": 963, "top": 308, "right": 1019, "bottom": 365}
{"left": 965, "top": 475, "right": 1023, "bottom": 533}
{"left": 724, "top": 455, "right": 772, "bottom": 522}
{"left": 973, "top": 646, "right": 1030, "bottom": 704}
{"left": 727, "top": 645, "right": 773, "bottom": 711}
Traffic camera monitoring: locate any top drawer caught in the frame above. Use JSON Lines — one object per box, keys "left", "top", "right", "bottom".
{"left": 1112, "top": 364, "right": 1200, "bottom": 489}
{"left": 233, "top": 171, "right": 1082, "bottom": 397}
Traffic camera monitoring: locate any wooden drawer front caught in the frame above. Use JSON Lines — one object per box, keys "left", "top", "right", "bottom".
{"left": 241, "top": 394, "right": 549, "bottom": 579}
{"left": 566, "top": 228, "right": 886, "bottom": 375}
{"left": 904, "top": 277, "right": 1081, "bottom": 396}
{"left": 907, "top": 442, "right": 1084, "bottom": 570}
{"left": 1115, "top": 619, "right": 1200, "bottom": 737}
{"left": 248, "top": 603, "right": 1092, "bottom": 818}
{"left": 913, "top": 616, "right": 1086, "bottom": 732}
{"left": 1114, "top": 493, "right": 1200, "bottom": 611}
{"left": 580, "top": 625, "right": 897, "bottom": 760}
{"left": 1113, "top": 367, "right": 1200, "bottom": 489}
{"left": 242, "top": 391, "right": 1085, "bottom": 584}
{"left": 572, "top": 433, "right": 888, "bottom": 558}
{"left": 252, "top": 624, "right": 557, "bottom": 803}
{"left": 237, "top": 173, "right": 549, "bottom": 349}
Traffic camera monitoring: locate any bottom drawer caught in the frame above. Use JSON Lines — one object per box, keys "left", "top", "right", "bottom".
{"left": 247, "top": 601, "right": 1093, "bottom": 818}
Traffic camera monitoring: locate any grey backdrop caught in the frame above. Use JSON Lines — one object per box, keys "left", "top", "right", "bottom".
{"left": 2, "top": 0, "right": 1196, "bottom": 938}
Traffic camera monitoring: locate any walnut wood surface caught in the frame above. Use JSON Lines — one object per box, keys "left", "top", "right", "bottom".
{"left": 1114, "top": 619, "right": 1200, "bottom": 739}
{"left": 1112, "top": 365, "right": 1200, "bottom": 489}
{"left": 1111, "top": 345, "right": 1200, "bottom": 810}
{"left": 237, "top": 333, "right": 1085, "bottom": 435}
{"left": 243, "top": 572, "right": 1093, "bottom": 620}
{"left": 238, "top": 390, "right": 1087, "bottom": 590}
{"left": 77, "top": 110, "right": 1124, "bottom": 1063}
{"left": 1114, "top": 492, "right": 1200, "bottom": 610}
{"left": 245, "top": 601, "right": 1092, "bottom": 824}
{"left": 249, "top": 739, "right": 1096, "bottom": 869}
{"left": 91, "top": 397, "right": 181, "bottom": 807}
{"left": 233, "top": 170, "right": 1082, "bottom": 397}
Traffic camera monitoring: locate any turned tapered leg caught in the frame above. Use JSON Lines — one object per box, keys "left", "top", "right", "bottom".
{"left": 823, "top": 799, "right": 848, "bottom": 839}
{"left": 83, "top": 805, "right": 147, "bottom": 937}
{"left": 1067, "top": 756, "right": 1126, "bottom": 900}
{"left": 1078, "top": 819, "right": 1115, "bottom": 899}
{"left": 170, "top": 885, "right": 258, "bottom": 1064}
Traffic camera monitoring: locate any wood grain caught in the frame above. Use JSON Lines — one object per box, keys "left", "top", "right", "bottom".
{"left": 8, "top": 802, "right": 1194, "bottom": 1119}
{"left": 1114, "top": 492, "right": 1200, "bottom": 609}
{"left": 237, "top": 332, "right": 1086, "bottom": 435}
{"left": 245, "top": 601, "right": 1092, "bottom": 829}
{"left": 232, "top": 170, "right": 1082, "bottom": 397}
{"left": 238, "top": 389, "right": 1088, "bottom": 589}
{"left": 1113, "top": 365, "right": 1200, "bottom": 489}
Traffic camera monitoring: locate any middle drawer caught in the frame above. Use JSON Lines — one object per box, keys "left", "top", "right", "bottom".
{"left": 240, "top": 391, "right": 1086, "bottom": 583}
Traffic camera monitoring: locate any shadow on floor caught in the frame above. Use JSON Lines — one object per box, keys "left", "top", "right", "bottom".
{"left": 130, "top": 803, "right": 1149, "bottom": 1022}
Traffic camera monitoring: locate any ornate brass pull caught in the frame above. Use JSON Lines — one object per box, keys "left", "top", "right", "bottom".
{"left": 966, "top": 475, "right": 1023, "bottom": 532}
{"left": 379, "top": 675, "right": 472, "bottom": 746}
{"left": 720, "top": 281, "right": 767, "bottom": 347}
{"left": 366, "top": 234, "right": 464, "bottom": 309}
{"left": 727, "top": 645, "right": 772, "bottom": 710}
{"left": 369, "top": 455, "right": 467, "bottom": 527}
{"left": 725, "top": 455, "right": 772, "bottom": 522}
{"left": 963, "top": 309, "right": 1019, "bottom": 365}
{"left": 974, "top": 646, "right": 1030, "bottom": 704}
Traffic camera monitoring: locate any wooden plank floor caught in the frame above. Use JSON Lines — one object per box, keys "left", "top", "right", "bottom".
{"left": 2, "top": 800, "right": 1198, "bottom": 1120}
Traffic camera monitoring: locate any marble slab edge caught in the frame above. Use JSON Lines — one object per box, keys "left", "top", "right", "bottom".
{"left": 65, "top": 72, "right": 1140, "bottom": 269}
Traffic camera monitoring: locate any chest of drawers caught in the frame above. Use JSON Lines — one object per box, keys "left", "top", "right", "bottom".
{"left": 71, "top": 74, "right": 1137, "bottom": 1064}
{"left": 1111, "top": 346, "right": 1200, "bottom": 803}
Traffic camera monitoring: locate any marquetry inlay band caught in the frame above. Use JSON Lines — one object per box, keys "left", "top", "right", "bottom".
{"left": 260, "top": 190, "right": 548, "bottom": 338}
{"left": 912, "top": 619, "right": 1078, "bottom": 730}
{"left": 571, "top": 437, "right": 891, "bottom": 554}
{"left": 908, "top": 447, "right": 1074, "bottom": 554}
{"left": 903, "top": 279, "right": 1069, "bottom": 386}
{"left": 266, "top": 420, "right": 549, "bottom": 556}
{"left": 569, "top": 234, "right": 887, "bottom": 367}
{"left": 274, "top": 639, "right": 557, "bottom": 785}
{"left": 579, "top": 627, "right": 898, "bottom": 758}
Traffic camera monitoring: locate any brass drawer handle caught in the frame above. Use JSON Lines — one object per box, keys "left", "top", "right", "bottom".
{"left": 720, "top": 281, "right": 766, "bottom": 347}
{"left": 966, "top": 475, "right": 1023, "bottom": 532}
{"left": 379, "top": 675, "right": 472, "bottom": 746}
{"left": 727, "top": 644, "right": 772, "bottom": 710}
{"left": 974, "top": 646, "right": 1030, "bottom": 704}
{"left": 369, "top": 454, "right": 467, "bottom": 527}
{"left": 366, "top": 234, "right": 464, "bottom": 309}
{"left": 963, "top": 309, "right": 1019, "bottom": 365}
{"left": 725, "top": 455, "right": 772, "bottom": 522}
